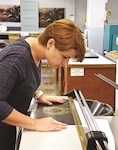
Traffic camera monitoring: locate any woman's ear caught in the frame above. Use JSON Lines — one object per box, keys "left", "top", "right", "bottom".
{"left": 47, "top": 38, "right": 55, "bottom": 49}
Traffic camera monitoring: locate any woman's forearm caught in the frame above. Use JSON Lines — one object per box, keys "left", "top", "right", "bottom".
{"left": 2, "top": 109, "right": 36, "bottom": 130}
{"left": 2, "top": 108, "right": 67, "bottom": 132}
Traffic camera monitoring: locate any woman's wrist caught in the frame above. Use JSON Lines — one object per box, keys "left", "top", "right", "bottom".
{"left": 34, "top": 90, "right": 44, "bottom": 100}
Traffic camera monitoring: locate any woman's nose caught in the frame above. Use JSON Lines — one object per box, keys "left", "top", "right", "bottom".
{"left": 63, "top": 58, "right": 69, "bottom": 67}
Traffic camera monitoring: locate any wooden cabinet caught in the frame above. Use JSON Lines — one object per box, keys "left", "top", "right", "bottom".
{"left": 57, "top": 55, "right": 116, "bottom": 109}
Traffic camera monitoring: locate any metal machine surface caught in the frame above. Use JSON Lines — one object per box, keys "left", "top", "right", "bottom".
{"left": 64, "top": 90, "right": 108, "bottom": 150}
{"left": 27, "top": 89, "right": 109, "bottom": 150}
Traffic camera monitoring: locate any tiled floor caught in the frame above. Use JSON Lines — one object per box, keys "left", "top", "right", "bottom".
{"left": 38, "top": 64, "right": 60, "bottom": 96}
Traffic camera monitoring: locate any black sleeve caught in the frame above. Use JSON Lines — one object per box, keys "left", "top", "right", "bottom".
{"left": 0, "top": 52, "right": 25, "bottom": 120}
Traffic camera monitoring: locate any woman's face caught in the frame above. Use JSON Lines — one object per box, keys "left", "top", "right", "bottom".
{"left": 45, "top": 39, "right": 77, "bottom": 69}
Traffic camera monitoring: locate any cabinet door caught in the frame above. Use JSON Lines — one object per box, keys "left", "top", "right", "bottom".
{"left": 60, "top": 67, "right": 116, "bottom": 109}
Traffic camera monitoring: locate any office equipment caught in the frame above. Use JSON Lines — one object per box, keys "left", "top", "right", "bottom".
{"left": 64, "top": 90, "right": 108, "bottom": 150}
{"left": 18, "top": 90, "right": 115, "bottom": 150}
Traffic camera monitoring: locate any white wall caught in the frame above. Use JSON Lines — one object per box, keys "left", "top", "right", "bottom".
{"left": 75, "top": 0, "right": 87, "bottom": 31}
{"left": 0, "top": 0, "right": 19, "bottom": 5}
{"left": 107, "top": 0, "right": 118, "bottom": 24}
{"left": 0, "top": 0, "right": 118, "bottom": 30}
{"left": 74, "top": 0, "right": 118, "bottom": 29}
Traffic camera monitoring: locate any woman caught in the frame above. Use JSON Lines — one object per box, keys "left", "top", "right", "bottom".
{"left": 0, "top": 19, "right": 85, "bottom": 150}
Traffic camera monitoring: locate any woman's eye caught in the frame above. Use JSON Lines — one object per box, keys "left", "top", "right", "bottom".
{"left": 63, "top": 55, "right": 68, "bottom": 59}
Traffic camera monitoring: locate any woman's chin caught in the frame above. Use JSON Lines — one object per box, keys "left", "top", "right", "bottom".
{"left": 52, "top": 66, "right": 59, "bottom": 69}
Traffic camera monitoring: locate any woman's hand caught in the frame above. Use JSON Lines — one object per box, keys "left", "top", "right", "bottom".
{"left": 38, "top": 94, "right": 65, "bottom": 106}
{"left": 3, "top": 109, "right": 67, "bottom": 132}
{"left": 34, "top": 117, "right": 67, "bottom": 132}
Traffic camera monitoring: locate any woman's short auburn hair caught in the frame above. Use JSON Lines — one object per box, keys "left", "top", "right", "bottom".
{"left": 38, "top": 19, "right": 85, "bottom": 62}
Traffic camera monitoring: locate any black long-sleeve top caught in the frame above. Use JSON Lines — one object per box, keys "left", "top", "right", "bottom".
{"left": 0, "top": 37, "right": 41, "bottom": 125}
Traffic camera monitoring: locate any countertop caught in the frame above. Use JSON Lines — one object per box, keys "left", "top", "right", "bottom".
{"left": 68, "top": 52, "right": 116, "bottom": 67}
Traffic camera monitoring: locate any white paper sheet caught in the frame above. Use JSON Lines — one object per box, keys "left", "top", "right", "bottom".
{"left": 19, "top": 125, "right": 83, "bottom": 150}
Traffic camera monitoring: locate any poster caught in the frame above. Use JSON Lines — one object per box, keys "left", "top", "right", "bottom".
{"left": 0, "top": 0, "right": 20, "bottom": 28}
{"left": 39, "top": 8, "right": 65, "bottom": 27}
